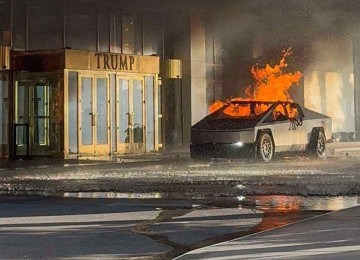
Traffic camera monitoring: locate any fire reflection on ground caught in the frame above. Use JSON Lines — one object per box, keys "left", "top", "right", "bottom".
{"left": 240, "top": 195, "right": 360, "bottom": 234}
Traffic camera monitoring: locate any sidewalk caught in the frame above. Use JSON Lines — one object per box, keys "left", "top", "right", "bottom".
{"left": 327, "top": 141, "right": 360, "bottom": 157}
{"left": 176, "top": 204, "right": 360, "bottom": 259}
{"left": 0, "top": 142, "right": 359, "bottom": 171}
{"left": 0, "top": 148, "right": 190, "bottom": 170}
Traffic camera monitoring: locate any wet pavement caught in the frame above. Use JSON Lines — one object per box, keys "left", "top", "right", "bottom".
{"left": 0, "top": 194, "right": 358, "bottom": 259}
{"left": 1, "top": 155, "right": 360, "bottom": 197}
{"left": 176, "top": 204, "right": 360, "bottom": 259}
{"left": 0, "top": 143, "right": 360, "bottom": 258}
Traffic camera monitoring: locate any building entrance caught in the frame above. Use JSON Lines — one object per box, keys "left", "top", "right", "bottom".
{"left": 116, "top": 76, "right": 145, "bottom": 153}
{"left": 15, "top": 77, "right": 51, "bottom": 156}
{"left": 78, "top": 74, "right": 110, "bottom": 156}
{"left": 62, "top": 50, "right": 159, "bottom": 158}
{"left": 9, "top": 50, "right": 159, "bottom": 159}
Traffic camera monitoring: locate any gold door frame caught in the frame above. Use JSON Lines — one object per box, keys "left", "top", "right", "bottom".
{"left": 131, "top": 75, "right": 146, "bottom": 153}
{"left": 116, "top": 73, "right": 146, "bottom": 154}
{"left": 116, "top": 75, "right": 131, "bottom": 153}
{"left": 63, "top": 69, "right": 159, "bottom": 158}
{"left": 78, "top": 72, "right": 110, "bottom": 156}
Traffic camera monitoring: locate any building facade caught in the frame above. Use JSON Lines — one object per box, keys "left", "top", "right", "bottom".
{"left": 0, "top": 0, "right": 222, "bottom": 158}
{"left": 3, "top": 0, "right": 360, "bottom": 160}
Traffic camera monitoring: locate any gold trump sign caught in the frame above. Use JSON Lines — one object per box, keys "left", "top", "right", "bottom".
{"left": 94, "top": 53, "right": 136, "bottom": 71}
{"left": 64, "top": 50, "right": 159, "bottom": 74}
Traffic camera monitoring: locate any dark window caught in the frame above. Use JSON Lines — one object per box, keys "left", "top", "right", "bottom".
{"left": 28, "top": 0, "right": 62, "bottom": 50}
{"left": 0, "top": 0, "right": 11, "bottom": 46}
{"left": 98, "top": 4, "right": 110, "bottom": 52}
{"left": 164, "top": 13, "right": 190, "bottom": 60}
{"left": 13, "top": 0, "right": 26, "bottom": 50}
{"left": 110, "top": 9, "right": 121, "bottom": 53}
{"left": 122, "top": 12, "right": 142, "bottom": 55}
{"left": 64, "top": 0, "right": 96, "bottom": 51}
{"left": 206, "top": 23, "right": 223, "bottom": 104}
{"left": 143, "top": 13, "right": 162, "bottom": 56}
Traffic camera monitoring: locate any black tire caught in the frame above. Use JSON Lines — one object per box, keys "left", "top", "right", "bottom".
{"left": 257, "top": 132, "right": 274, "bottom": 162}
{"left": 309, "top": 129, "right": 326, "bottom": 159}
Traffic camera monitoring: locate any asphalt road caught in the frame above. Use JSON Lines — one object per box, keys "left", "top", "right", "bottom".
{"left": 1, "top": 156, "right": 360, "bottom": 259}
{"left": 0, "top": 194, "right": 339, "bottom": 260}
{"left": 176, "top": 205, "right": 360, "bottom": 260}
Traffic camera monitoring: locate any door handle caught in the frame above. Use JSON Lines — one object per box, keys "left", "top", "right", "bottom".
{"left": 91, "top": 114, "right": 95, "bottom": 126}
{"left": 126, "top": 113, "right": 134, "bottom": 127}
{"left": 126, "top": 113, "right": 131, "bottom": 126}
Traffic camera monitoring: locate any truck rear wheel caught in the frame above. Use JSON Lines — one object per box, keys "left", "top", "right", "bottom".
{"left": 257, "top": 132, "right": 274, "bottom": 162}
{"left": 309, "top": 129, "right": 326, "bottom": 159}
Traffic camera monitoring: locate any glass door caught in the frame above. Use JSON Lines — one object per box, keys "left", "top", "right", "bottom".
{"left": 0, "top": 74, "right": 9, "bottom": 157}
{"left": 78, "top": 74, "right": 110, "bottom": 156}
{"left": 116, "top": 76, "right": 145, "bottom": 153}
{"left": 33, "top": 82, "right": 49, "bottom": 146}
{"left": 15, "top": 79, "right": 50, "bottom": 155}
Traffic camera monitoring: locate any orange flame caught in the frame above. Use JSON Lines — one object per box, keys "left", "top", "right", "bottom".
{"left": 209, "top": 48, "right": 303, "bottom": 115}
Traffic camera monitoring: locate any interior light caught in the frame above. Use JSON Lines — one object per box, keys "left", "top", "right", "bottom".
{"left": 234, "top": 141, "right": 243, "bottom": 147}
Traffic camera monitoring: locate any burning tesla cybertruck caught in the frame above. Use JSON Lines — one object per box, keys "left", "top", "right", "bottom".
{"left": 190, "top": 101, "right": 332, "bottom": 162}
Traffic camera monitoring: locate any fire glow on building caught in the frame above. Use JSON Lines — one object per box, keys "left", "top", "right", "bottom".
{"left": 209, "top": 48, "right": 303, "bottom": 117}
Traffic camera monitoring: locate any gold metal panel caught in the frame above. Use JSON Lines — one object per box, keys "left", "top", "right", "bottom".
{"left": 139, "top": 56, "right": 160, "bottom": 74}
{"left": 164, "top": 59, "right": 182, "bottom": 79}
{"left": 65, "top": 50, "right": 91, "bottom": 70}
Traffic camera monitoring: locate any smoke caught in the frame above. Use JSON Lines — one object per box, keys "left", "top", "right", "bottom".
{"left": 213, "top": 0, "right": 360, "bottom": 132}
{"left": 215, "top": 0, "right": 360, "bottom": 99}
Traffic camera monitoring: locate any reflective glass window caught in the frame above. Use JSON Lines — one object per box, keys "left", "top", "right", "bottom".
{"left": 143, "top": 14, "right": 162, "bottom": 56}
{"left": 133, "top": 79, "right": 143, "bottom": 143}
{"left": 33, "top": 82, "right": 49, "bottom": 145}
{"left": 81, "top": 77, "right": 93, "bottom": 145}
{"left": 13, "top": 0, "right": 26, "bottom": 50}
{"left": 122, "top": 13, "right": 142, "bottom": 55}
{"left": 96, "top": 78, "right": 108, "bottom": 144}
{"left": 98, "top": 5, "right": 110, "bottom": 52}
{"left": 0, "top": 0, "right": 11, "bottom": 46}
{"left": 145, "top": 76, "right": 155, "bottom": 151}
{"left": 118, "top": 79, "right": 129, "bottom": 144}
{"left": 0, "top": 74, "right": 9, "bottom": 147}
{"left": 65, "top": 0, "right": 96, "bottom": 51}
{"left": 68, "top": 71, "right": 78, "bottom": 153}
{"left": 28, "top": 0, "right": 62, "bottom": 50}
{"left": 110, "top": 9, "right": 122, "bottom": 53}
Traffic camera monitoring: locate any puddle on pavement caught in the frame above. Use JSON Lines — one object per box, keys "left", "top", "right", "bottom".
{"left": 2, "top": 190, "right": 358, "bottom": 212}
{"left": 62, "top": 192, "right": 360, "bottom": 212}
{"left": 238, "top": 195, "right": 360, "bottom": 211}
{"left": 60, "top": 193, "right": 360, "bottom": 237}
{"left": 236, "top": 195, "right": 360, "bottom": 235}
{"left": 63, "top": 191, "right": 164, "bottom": 199}
{"left": 1, "top": 190, "right": 359, "bottom": 259}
